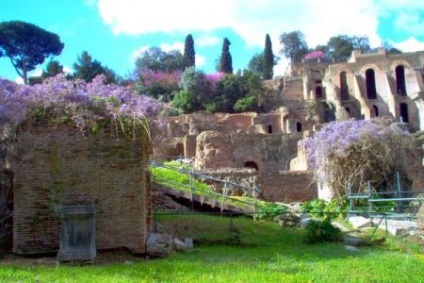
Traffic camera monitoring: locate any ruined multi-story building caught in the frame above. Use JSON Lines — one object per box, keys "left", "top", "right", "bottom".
{"left": 155, "top": 49, "right": 424, "bottom": 202}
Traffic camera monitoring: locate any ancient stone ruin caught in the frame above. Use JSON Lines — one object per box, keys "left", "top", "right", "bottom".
{"left": 5, "top": 125, "right": 152, "bottom": 256}
{"left": 154, "top": 49, "right": 424, "bottom": 202}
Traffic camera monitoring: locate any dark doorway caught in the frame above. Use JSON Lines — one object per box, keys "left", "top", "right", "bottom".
{"left": 400, "top": 103, "right": 409, "bottom": 123}
{"left": 395, "top": 65, "right": 407, "bottom": 96}
{"left": 244, "top": 161, "right": 259, "bottom": 171}
{"left": 315, "top": 86, "right": 323, "bottom": 99}
{"left": 296, "top": 122, "right": 302, "bottom": 132}
{"left": 340, "top": 72, "right": 349, "bottom": 101}
{"left": 267, "top": 125, "right": 273, "bottom": 134}
{"left": 373, "top": 105, "right": 379, "bottom": 117}
{"left": 365, "top": 69, "right": 377, "bottom": 99}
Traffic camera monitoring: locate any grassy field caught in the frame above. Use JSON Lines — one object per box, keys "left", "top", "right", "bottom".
{"left": 1, "top": 213, "right": 424, "bottom": 283}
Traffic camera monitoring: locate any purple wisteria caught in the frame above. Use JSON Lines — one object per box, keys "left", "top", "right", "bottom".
{"left": 301, "top": 118, "right": 412, "bottom": 195}
{"left": 0, "top": 74, "right": 163, "bottom": 139}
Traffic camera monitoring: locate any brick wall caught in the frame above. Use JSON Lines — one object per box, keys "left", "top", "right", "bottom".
{"left": 201, "top": 169, "right": 316, "bottom": 203}
{"left": 257, "top": 171, "right": 316, "bottom": 202}
{"left": 7, "top": 125, "right": 150, "bottom": 255}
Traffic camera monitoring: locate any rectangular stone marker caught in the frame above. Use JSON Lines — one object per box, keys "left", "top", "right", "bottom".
{"left": 57, "top": 204, "right": 96, "bottom": 262}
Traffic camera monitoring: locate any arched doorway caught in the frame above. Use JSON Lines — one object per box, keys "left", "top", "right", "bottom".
{"left": 244, "top": 161, "right": 259, "bottom": 171}
{"left": 340, "top": 71, "right": 349, "bottom": 101}
{"left": 395, "top": 65, "right": 407, "bottom": 96}
{"left": 365, "top": 69, "right": 377, "bottom": 99}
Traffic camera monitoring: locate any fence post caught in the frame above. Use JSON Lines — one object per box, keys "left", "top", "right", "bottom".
{"left": 220, "top": 178, "right": 229, "bottom": 215}
{"left": 189, "top": 168, "right": 194, "bottom": 211}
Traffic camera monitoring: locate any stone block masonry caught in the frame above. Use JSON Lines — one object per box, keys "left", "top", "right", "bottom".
{"left": 7, "top": 125, "right": 151, "bottom": 255}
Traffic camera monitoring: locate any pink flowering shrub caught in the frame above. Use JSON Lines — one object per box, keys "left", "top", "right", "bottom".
{"left": 136, "top": 69, "right": 182, "bottom": 102}
{"left": 302, "top": 118, "right": 413, "bottom": 196}
{"left": 0, "top": 74, "right": 163, "bottom": 140}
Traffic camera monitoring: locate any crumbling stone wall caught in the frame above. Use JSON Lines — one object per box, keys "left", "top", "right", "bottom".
{"left": 195, "top": 131, "right": 302, "bottom": 171}
{"left": 200, "top": 169, "right": 316, "bottom": 202}
{"left": 7, "top": 125, "right": 151, "bottom": 255}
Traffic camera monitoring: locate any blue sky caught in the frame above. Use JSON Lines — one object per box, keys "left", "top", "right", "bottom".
{"left": 1, "top": 0, "right": 424, "bottom": 83}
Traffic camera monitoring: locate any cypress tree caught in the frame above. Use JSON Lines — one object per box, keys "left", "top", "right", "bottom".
{"left": 219, "top": 38, "right": 233, "bottom": 74}
{"left": 183, "top": 34, "right": 195, "bottom": 68}
{"left": 263, "top": 34, "right": 274, "bottom": 80}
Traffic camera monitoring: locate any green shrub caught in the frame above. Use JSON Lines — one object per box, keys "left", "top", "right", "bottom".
{"left": 257, "top": 203, "right": 288, "bottom": 220}
{"left": 304, "top": 219, "right": 343, "bottom": 244}
{"left": 301, "top": 197, "right": 348, "bottom": 221}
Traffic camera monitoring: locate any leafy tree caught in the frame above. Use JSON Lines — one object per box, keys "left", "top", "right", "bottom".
{"left": 135, "top": 47, "right": 184, "bottom": 73}
{"left": 234, "top": 70, "right": 265, "bottom": 112}
{"left": 327, "top": 35, "right": 371, "bottom": 62}
{"left": 302, "top": 118, "right": 413, "bottom": 197}
{"left": 327, "top": 35, "right": 353, "bottom": 62}
{"left": 73, "top": 51, "right": 116, "bottom": 83}
{"left": 42, "top": 59, "right": 63, "bottom": 79}
{"left": 183, "top": 34, "right": 195, "bottom": 69}
{"left": 279, "top": 31, "right": 308, "bottom": 63}
{"left": 172, "top": 67, "right": 215, "bottom": 113}
{"left": 263, "top": 34, "right": 274, "bottom": 80}
{"left": 218, "top": 38, "right": 233, "bottom": 74}
{"left": 0, "top": 20, "right": 64, "bottom": 84}
{"left": 247, "top": 53, "right": 264, "bottom": 77}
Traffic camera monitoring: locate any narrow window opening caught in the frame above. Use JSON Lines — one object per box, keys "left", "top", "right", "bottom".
{"left": 373, "top": 105, "right": 379, "bottom": 117}
{"left": 395, "top": 65, "right": 407, "bottom": 96}
{"left": 315, "top": 86, "right": 323, "bottom": 99}
{"left": 400, "top": 103, "right": 409, "bottom": 123}
{"left": 340, "top": 71, "right": 349, "bottom": 101}
{"left": 366, "top": 69, "right": 377, "bottom": 99}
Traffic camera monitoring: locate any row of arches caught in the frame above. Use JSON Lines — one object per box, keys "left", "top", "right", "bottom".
{"left": 338, "top": 65, "right": 408, "bottom": 101}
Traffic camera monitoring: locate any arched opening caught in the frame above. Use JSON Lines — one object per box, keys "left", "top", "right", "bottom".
{"left": 345, "top": 107, "right": 351, "bottom": 113}
{"left": 395, "top": 65, "right": 407, "bottom": 96}
{"left": 365, "top": 69, "right": 377, "bottom": 99}
{"left": 400, "top": 103, "right": 409, "bottom": 123}
{"left": 296, "top": 122, "right": 302, "bottom": 132}
{"left": 340, "top": 71, "right": 349, "bottom": 101}
{"left": 244, "top": 161, "right": 259, "bottom": 171}
{"left": 267, "top": 125, "right": 273, "bottom": 134}
{"left": 373, "top": 105, "right": 379, "bottom": 117}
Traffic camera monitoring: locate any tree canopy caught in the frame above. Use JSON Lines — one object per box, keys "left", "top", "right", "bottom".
{"left": 263, "top": 34, "right": 274, "bottom": 80}
{"left": 42, "top": 59, "right": 64, "bottom": 80}
{"left": 0, "top": 20, "right": 64, "bottom": 84}
{"left": 72, "top": 51, "right": 116, "bottom": 83}
{"left": 327, "top": 35, "right": 370, "bottom": 62}
{"left": 279, "top": 31, "right": 308, "bottom": 63}
{"left": 183, "top": 34, "right": 195, "bottom": 69}
{"left": 218, "top": 38, "right": 233, "bottom": 74}
{"left": 135, "top": 47, "right": 184, "bottom": 73}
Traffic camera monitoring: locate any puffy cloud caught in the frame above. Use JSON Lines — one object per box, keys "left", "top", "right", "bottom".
{"left": 196, "top": 35, "right": 220, "bottom": 47}
{"left": 95, "top": 0, "right": 384, "bottom": 48}
{"left": 392, "top": 37, "right": 424, "bottom": 52}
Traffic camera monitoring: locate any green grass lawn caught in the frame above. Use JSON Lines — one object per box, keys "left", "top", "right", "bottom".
{"left": 1, "top": 213, "right": 424, "bottom": 283}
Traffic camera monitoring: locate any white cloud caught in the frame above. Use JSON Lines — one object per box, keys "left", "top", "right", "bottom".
{"left": 196, "top": 35, "right": 220, "bottom": 47}
{"left": 131, "top": 46, "right": 150, "bottom": 61}
{"left": 96, "top": 0, "right": 384, "bottom": 49}
{"left": 392, "top": 37, "right": 424, "bottom": 52}
{"left": 160, "top": 42, "right": 184, "bottom": 52}
{"left": 195, "top": 54, "right": 206, "bottom": 68}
